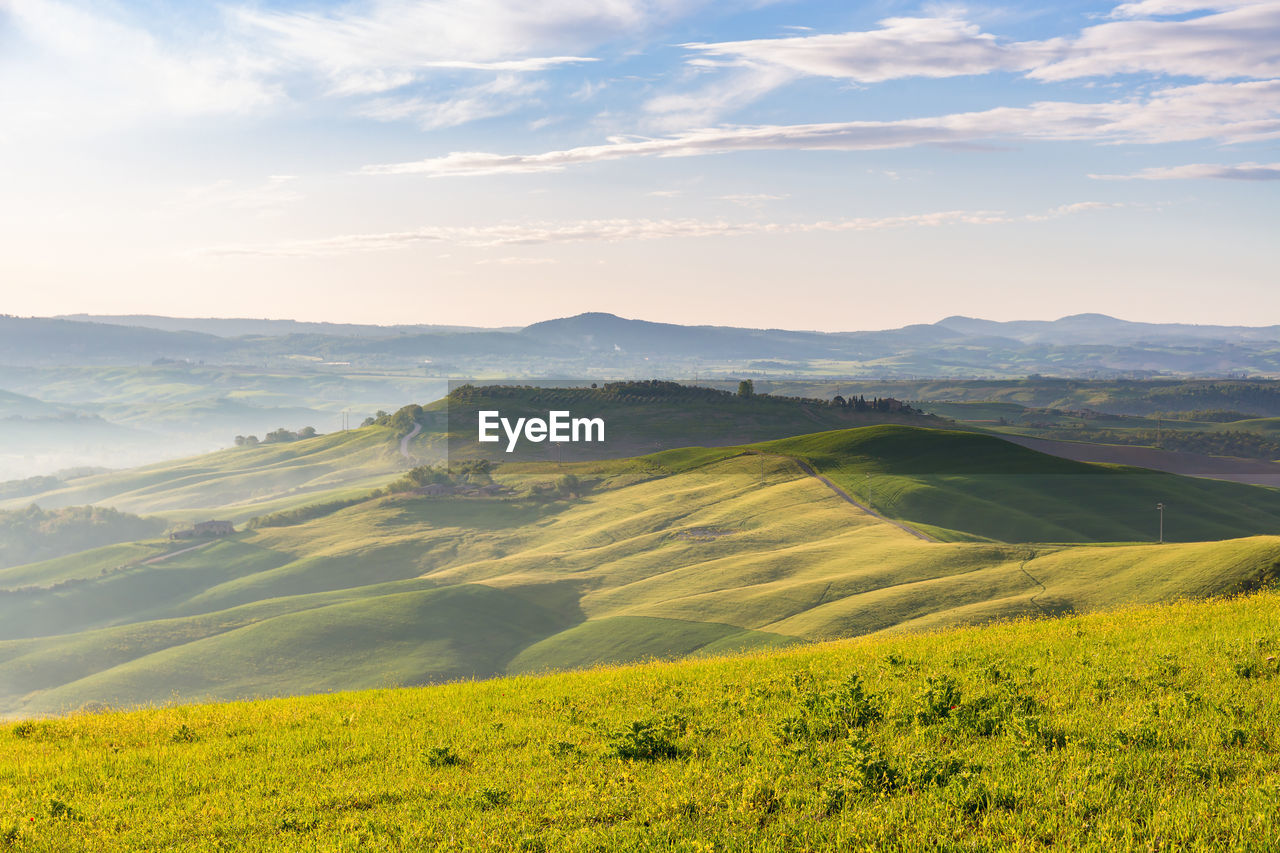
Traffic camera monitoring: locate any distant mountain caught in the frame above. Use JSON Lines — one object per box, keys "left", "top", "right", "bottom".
{"left": 0, "top": 316, "right": 232, "bottom": 365}
{"left": 4, "top": 311, "right": 1280, "bottom": 376}
{"left": 56, "top": 315, "right": 507, "bottom": 338}
{"left": 935, "top": 314, "right": 1280, "bottom": 344}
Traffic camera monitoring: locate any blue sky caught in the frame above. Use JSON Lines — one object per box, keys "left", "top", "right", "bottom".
{"left": 1, "top": 0, "right": 1277, "bottom": 329}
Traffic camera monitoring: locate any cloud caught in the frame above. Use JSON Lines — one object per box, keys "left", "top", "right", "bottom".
{"left": 643, "top": 64, "right": 799, "bottom": 128}
{"left": 1108, "top": 0, "right": 1254, "bottom": 18}
{"left": 202, "top": 202, "right": 1118, "bottom": 258}
{"left": 668, "top": 1, "right": 1280, "bottom": 115}
{"left": 1029, "top": 1, "right": 1280, "bottom": 81}
{"left": 1090, "top": 161, "right": 1280, "bottom": 179}
{"left": 0, "top": 0, "right": 711, "bottom": 129}
{"left": 361, "top": 80, "right": 1280, "bottom": 177}
{"left": 234, "top": 0, "right": 718, "bottom": 96}
{"left": 680, "top": 16, "right": 1045, "bottom": 84}
{"left": 1, "top": 0, "right": 277, "bottom": 121}
{"left": 719, "top": 193, "right": 788, "bottom": 207}
{"left": 358, "top": 76, "right": 548, "bottom": 129}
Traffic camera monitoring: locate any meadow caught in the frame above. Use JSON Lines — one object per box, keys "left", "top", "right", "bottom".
{"left": 1, "top": 591, "right": 1276, "bottom": 851}
{"left": 3, "top": 425, "right": 1279, "bottom": 718}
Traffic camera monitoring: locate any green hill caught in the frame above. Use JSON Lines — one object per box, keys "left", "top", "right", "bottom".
{"left": 3, "top": 429, "right": 1280, "bottom": 718}
{"left": 3, "top": 591, "right": 1277, "bottom": 851}
{"left": 0, "top": 384, "right": 945, "bottom": 520}
{"left": 763, "top": 425, "right": 1280, "bottom": 542}
{"left": 0, "top": 426, "right": 409, "bottom": 522}
{"left": 0, "top": 505, "right": 167, "bottom": 571}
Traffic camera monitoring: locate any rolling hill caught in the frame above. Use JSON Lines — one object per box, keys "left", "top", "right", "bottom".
{"left": 3, "top": 426, "right": 1279, "bottom": 718}
{"left": 3, "top": 590, "right": 1277, "bottom": 850}
{"left": 0, "top": 386, "right": 943, "bottom": 520}
{"left": 7, "top": 311, "right": 1280, "bottom": 376}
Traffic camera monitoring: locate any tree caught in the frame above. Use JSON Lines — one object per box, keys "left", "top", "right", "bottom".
{"left": 557, "top": 473, "right": 581, "bottom": 498}
{"left": 737, "top": 379, "right": 754, "bottom": 398}
{"left": 298, "top": 426, "right": 317, "bottom": 439}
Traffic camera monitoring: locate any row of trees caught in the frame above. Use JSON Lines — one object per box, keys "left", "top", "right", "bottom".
{"left": 829, "top": 395, "right": 921, "bottom": 414}
{"left": 233, "top": 426, "right": 317, "bottom": 447}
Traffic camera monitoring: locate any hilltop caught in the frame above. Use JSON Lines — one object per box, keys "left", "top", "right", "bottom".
{"left": 0, "top": 386, "right": 941, "bottom": 519}
{"left": 3, "top": 424, "right": 1280, "bottom": 717}
{"left": 3, "top": 591, "right": 1277, "bottom": 850}
{"left": 5, "top": 311, "right": 1280, "bottom": 376}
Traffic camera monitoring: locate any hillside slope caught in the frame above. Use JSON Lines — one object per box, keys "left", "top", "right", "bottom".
{"left": 0, "top": 426, "right": 409, "bottom": 522}
{"left": 3, "top": 591, "right": 1278, "bottom": 850}
{"left": 765, "top": 425, "right": 1280, "bottom": 542}
{"left": 3, "top": 437, "right": 1279, "bottom": 718}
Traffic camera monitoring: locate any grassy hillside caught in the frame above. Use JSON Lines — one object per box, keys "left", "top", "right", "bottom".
{"left": 3, "top": 591, "right": 1277, "bottom": 851}
{"left": 0, "top": 383, "right": 945, "bottom": 518}
{"left": 0, "top": 505, "right": 167, "bottom": 570}
{"left": 3, "top": 433, "right": 1279, "bottom": 718}
{"left": 411, "top": 381, "right": 947, "bottom": 464}
{"left": 0, "top": 426, "right": 410, "bottom": 521}
{"left": 765, "top": 425, "right": 1280, "bottom": 542}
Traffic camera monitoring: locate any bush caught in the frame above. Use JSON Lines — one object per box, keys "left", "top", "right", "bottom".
{"left": 609, "top": 714, "right": 688, "bottom": 761}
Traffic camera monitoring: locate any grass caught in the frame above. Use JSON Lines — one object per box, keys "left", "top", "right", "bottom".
{"left": 1, "top": 590, "right": 1277, "bottom": 851}
{"left": 0, "top": 426, "right": 410, "bottom": 521}
{"left": 4, "top": 431, "right": 1280, "bottom": 718}
{"left": 762, "top": 425, "right": 1280, "bottom": 542}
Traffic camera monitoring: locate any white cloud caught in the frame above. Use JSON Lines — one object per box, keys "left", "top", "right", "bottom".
{"left": 234, "top": 0, "right": 719, "bottom": 96}
{"left": 680, "top": 16, "right": 1045, "bottom": 84}
{"left": 361, "top": 80, "right": 1280, "bottom": 177}
{"left": 1030, "top": 1, "right": 1280, "bottom": 81}
{"left": 719, "top": 193, "right": 789, "bottom": 207}
{"left": 1108, "top": 0, "right": 1254, "bottom": 18}
{"left": 643, "top": 64, "right": 798, "bottom": 128}
{"left": 1, "top": 0, "right": 277, "bottom": 121}
{"left": 669, "top": 1, "right": 1280, "bottom": 116}
{"left": 202, "top": 202, "right": 1117, "bottom": 257}
{"left": 358, "top": 76, "right": 547, "bottom": 129}
{"left": 1090, "top": 161, "right": 1280, "bottom": 179}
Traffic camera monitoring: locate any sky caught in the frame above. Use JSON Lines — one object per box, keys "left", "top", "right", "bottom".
{"left": 1, "top": 0, "right": 1277, "bottom": 331}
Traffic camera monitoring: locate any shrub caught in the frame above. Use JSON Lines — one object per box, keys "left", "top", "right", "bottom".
{"left": 609, "top": 714, "right": 687, "bottom": 761}
{"left": 778, "top": 674, "right": 882, "bottom": 744}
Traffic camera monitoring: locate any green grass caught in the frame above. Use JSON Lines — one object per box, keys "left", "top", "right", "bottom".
{"left": 0, "top": 427, "right": 410, "bottom": 521}
{"left": 4, "top": 431, "right": 1280, "bottom": 718}
{"left": 2, "top": 591, "right": 1277, "bottom": 851}
{"left": 762, "top": 425, "right": 1280, "bottom": 542}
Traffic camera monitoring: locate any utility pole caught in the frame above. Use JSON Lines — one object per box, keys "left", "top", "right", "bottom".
{"left": 1157, "top": 502, "right": 1165, "bottom": 544}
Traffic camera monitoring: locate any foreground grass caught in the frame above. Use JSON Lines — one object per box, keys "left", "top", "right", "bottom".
{"left": 3, "top": 593, "right": 1279, "bottom": 851}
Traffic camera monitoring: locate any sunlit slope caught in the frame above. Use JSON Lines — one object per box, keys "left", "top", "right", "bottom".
{"left": 762, "top": 425, "right": 1280, "bottom": 542}
{"left": 0, "top": 426, "right": 409, "bottom": 521}
{"left": 4, "top": 592, "right": 1279, "bottom": 851}
{"left": 3, "top": 449, "right": 1279, "bottom": 717}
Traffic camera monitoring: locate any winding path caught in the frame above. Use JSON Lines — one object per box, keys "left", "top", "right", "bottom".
{"left": 141, "top": 540, "right": 215, "bottom": 565}
{"left": 746, "top": 451, "right": 936, "bottom": 542}
{"left": 399, "top": 422, "right": 423, "bottom": 464}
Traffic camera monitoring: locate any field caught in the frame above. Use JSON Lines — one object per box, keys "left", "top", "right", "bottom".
{"left": 4, "top": 425, "right": 1280, "bottom": 718}
{"left": 0, "top": 426, "right": 409, "bottom": 522}
{"left": 2, "top": 591, "right": 1277, "bottom": 851}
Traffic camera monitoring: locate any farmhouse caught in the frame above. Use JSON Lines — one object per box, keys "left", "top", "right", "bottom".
{"left": 170, "top": 520, "right": 235, "bottom": 540}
